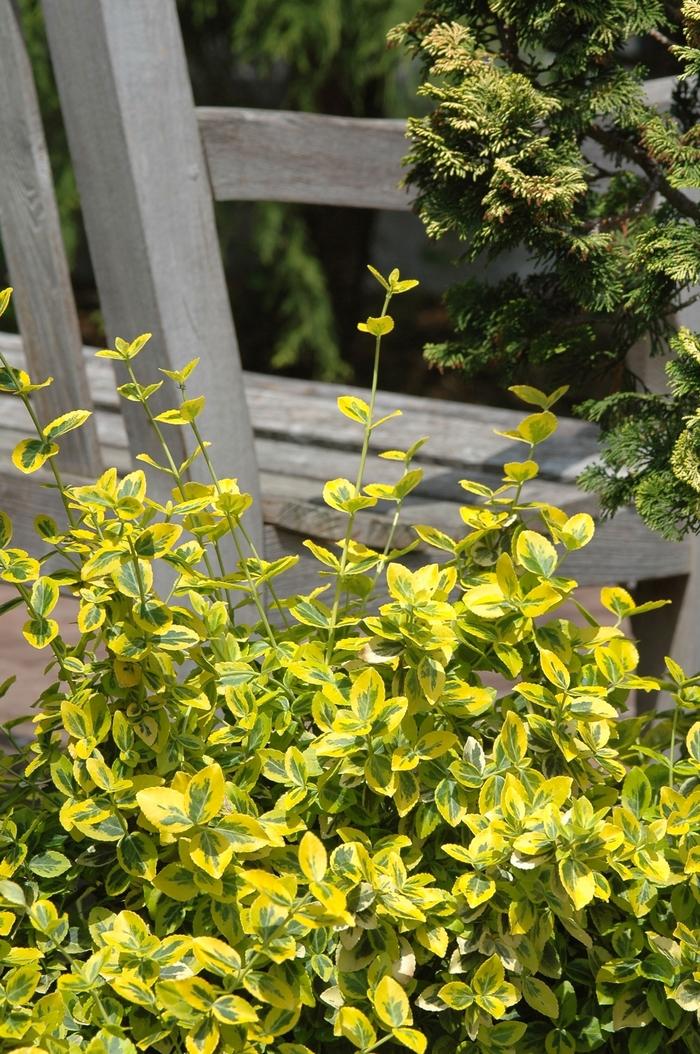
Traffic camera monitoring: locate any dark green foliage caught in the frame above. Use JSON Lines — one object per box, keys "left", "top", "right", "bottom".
{"left": 392, "top": 1, "right": 700, "bottom": 399}
{"left": 580, "top": 328, "right": 700, "bottom": 539}
{"left": 390, "top": 1, "right": 700, "bottom": 536}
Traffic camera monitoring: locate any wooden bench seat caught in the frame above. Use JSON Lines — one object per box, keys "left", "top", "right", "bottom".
{"left": 0, "top": 333, "right": 689, "bottom": 597}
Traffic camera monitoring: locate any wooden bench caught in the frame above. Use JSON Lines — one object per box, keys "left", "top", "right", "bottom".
{"left": 0, "top": 0, "right": 696, "bottom": 676}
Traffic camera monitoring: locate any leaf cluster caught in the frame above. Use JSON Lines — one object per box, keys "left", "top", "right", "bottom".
{"left": 0, "top": 278, "right": 698, "bottom": 1054}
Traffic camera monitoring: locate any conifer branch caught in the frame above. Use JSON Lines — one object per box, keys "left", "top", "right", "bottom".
{"left": 588, "top": 125, "right": 700, "bottom": 223}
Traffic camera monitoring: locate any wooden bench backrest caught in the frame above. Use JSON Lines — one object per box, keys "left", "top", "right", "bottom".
{"left": 38, "top": 0, "right": 413, "bottom": 547}
{"left": 0, "top": 0, "right": 102, "bottom": 479}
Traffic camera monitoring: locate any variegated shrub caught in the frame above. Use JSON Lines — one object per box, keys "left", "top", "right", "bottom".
{"left": 0, "top": 273, "right": 699, "bottom": 1054}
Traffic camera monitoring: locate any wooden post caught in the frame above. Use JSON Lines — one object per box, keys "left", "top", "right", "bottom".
{"left": 0, "top": 0, "right": 101, "bottom": 477}
{"left": 42, "top": 0, "right": 263, "bottom": 547}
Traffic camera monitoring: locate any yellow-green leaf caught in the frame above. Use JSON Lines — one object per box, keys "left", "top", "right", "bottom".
{"left": 4, "top": 965, "right": 40, "bottom": 1005}
{"left": 30, "top": 576, "right": 59, "bottom": 617}
{"left": 337, "top": 395, "right": 370, "bottom": 424}
{"left": 12, "top": 438, "right": 59, "bottom": 474}
{"left": 299, "top": 831, "right": 327, "bottom": 883}
{"left": 185, "top": 764, "right": 225, "bottom": 825}
{"left": 190, "top": 828, "right": 235, "bottom": 879}
{"left": 515, "top": 530, "right": 558, "bottom": 578}
{"left": 336, "top": 1007, "right": 377, "bottom": 1050}
{"left": 559, "top": 858, "right": 595, "bottom": 910}
{"left": 540, "top": 649, "right": 570, "bottom": 690}
{"left": 357, "top": 315, "right": 394, "bottom": 337}
{"left": 22, "top": 616, "right": 59, "bottom": 649}
{"left": 185, "top": 1016, "right": 219, "bottom": 1054}
{"left": 212, "top": 994, "right": 258, "bottom": 1025}
{"left": 438, "top": 981, "right": 473, "bottom": 1010}
{"left": 44, "top": 410, "right": 92, "bottom": 440}
{"left": 155, "top": 397, "right": 205, "bottom": 425}
{"left": 160, "top": 356, "right": 200, "bottom": 384}
{"left": 153, "top": 863, "right": 198, "bottom": 902}
{"left": 560, "top": 513, "right": 594, "bottom": 550}
{"left": 193, "top": 936, "right": 241, "bottom": 976}
{"left": 521, "top": 975, "right": 559, "bottom": 1018}
{"left": 517, "top": 411, "right": 558, "bottom": 444}
{"left": 0, "top": 549, "right": 39, "bottom": 584}
{"left": 117, "top": 832, "right": 158, "bottom": 882}
{"left": 497, "top": 711, "right": 528, "bottom": 764}
{"left": 136, "top": 787, "right": 192, "bottom": 834}
{"left": 0, "top": 510, "right": 12, "bottom": 548}
{"left": 373, "top": 975, "right": 411, "bottom": 1028}
{"left": 508, "top": 385, "right": 550, "bottom": 409}
{"left": 687, "top": 721, "right": 700, "bottom": 763}
{"left": 27, "top": 851, "right": 70, "bottom": 879}
{"left": 392, "top": 1028, "right": 427, "bottom": 1054}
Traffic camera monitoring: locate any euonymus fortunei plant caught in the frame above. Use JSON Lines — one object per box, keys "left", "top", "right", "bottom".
{"left": 0, "top": 272, "right": 699, "bottom": 1054}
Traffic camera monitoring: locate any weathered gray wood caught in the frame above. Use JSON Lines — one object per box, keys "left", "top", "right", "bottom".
{"left": 254, "top": 437, "right": 592, "bottom": 510}
{"left": 0, "top": 0, "right": 101, "bottom": 477}
{"left": 198, "top": 108, "right": 414, "bottom": 211}
{"left": 42, "top": 0, "right": 262, "bottom": 548}
{"left": 243, "top": 372, "right": 601, "bottom": 480}
{"left": 0, "top": 334, "right": 603, "bottom": 485}
{"left": 644, "top": 75, "right": 676, "bottom": 109}
{"left": 199, "top": 77, "right": 674, "bottom": 210}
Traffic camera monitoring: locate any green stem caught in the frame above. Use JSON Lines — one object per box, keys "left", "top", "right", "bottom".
{"left": 373, "top": 453, "right": 418, "bottom": 585}
{"left": 0, "top": 349, "right": 77, "bottom": 527}
{"left": 669, "top": 695, "right": 679, "bottom": 788}
{"left": 326, "top": 291, "right": 392, "bottom": 661}
{"left": 127, "top": 538, "right": 148, "bottom": 606}
{"left": 124, "top": 362, "right": 228, "bottom": 605}
{"left": 376, "top": 504, "right": 403, "bottom": 579}
{"left": 512, "top": 441, "right": 536, "bottom": 511}
{"left": 237, "top": 517, "right": 291, "bottom": 629}
{"left": 187, "top": 414, "right": 278, "bottom": 647}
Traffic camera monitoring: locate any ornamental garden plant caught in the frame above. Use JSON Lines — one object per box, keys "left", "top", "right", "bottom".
{"left": 0, "top": 273, "right": 698, "bottom": 1054}
{"left": 393, "top": 0, "right": 700, "bottom": 540}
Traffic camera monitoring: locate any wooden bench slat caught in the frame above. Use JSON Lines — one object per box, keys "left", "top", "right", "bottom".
{"left": 0, "top": 0, "right": 102, "bottom": 478}
{"left": 42, "top": 0, "right": 263, "bottom": 551}
{"left": 244, "top": 373, "right": 600, "bottom": 480}
{"left": 254, "top": 437, "right": 589, "bottom": 509}
{"left": 198, "top": 107, "right": 414, "bottom": 211}
{"left": 0, "top": 334, "right": 599, "bottom": 480}
{"left": 0, "top": 332, "right": 688, "bottom": 588}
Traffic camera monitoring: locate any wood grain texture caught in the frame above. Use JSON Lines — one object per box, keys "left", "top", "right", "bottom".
{"left": 198, "top": 107, "right": 414, "bottom": 210}
{"left": 243, "top": 372, "right": 601, "bottom": 480}
{"left": 0, "top": 0, "right": 101, "bottom": 477}
{"left": 42, "top": 0, "right": 262, "bottom": 547}
{"left": 198, "top": 80, "right": 671, "bottom": 209}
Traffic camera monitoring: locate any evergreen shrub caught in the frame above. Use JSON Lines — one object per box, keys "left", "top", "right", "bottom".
{"left": 0, "top": 275, "right": 698, "bottom": 1054}
{"left": 392, "top": 1, "right": 700, "bottom": 536}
